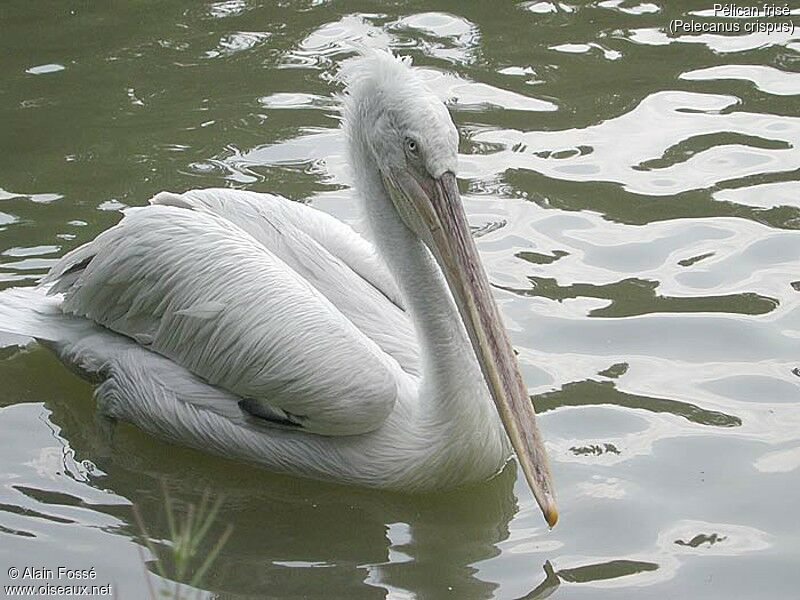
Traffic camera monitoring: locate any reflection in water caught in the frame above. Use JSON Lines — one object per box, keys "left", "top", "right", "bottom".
{"left": 516, "top": 250, "right": 569, "bottom": 265}
{"left": 570, "top": 443, "right": 621, "bottom": 457}
{"left": 674, "top": 533, "right": 727, "bottom": 548}
{"left": 555, "top": 559, "right": 659, "bottom": 584}
{"left": 534, "top": 379, "right": 742, "bottom": 428}
{"left": 2, "top": 365, "right": 524, "bottom": 599}
{"left": 506, "top": 168, "right": 800, "bottom": 230}
{"left": 0, "top": 354, "right": 691, "bottom": 599}
{"left": 633, "top": 132, "right": 792, "bottom": 172}
{"left": 127, "top": 466, "right": 518, "bottom": 599}
{"left": 597, "top": 363, "right": 628, "bottom": 379}
{"left": 516, "top": 561, "right": 560, "bottom": 600}
{"left": 678, "top": 252, "right": 715, "bottom": 267}
{"left": 658, "top": 520, "right": 771, "bottom": 557}
{"left": 500, "top": 276, "right": 778, "bottom": 318}
{"left": 515, "top": 558, "right": 662, "bottom": 599}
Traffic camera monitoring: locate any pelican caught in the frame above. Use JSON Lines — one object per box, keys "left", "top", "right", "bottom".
{"left": 0, "top": 50, "right": 557, "bottom": 526}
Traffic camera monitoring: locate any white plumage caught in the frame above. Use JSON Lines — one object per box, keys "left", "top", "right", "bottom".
{"left": 0, "top": 51, "right": 556, "bottom": 519}
{"left": 45, "top": 192, "right": 409, "bottom": 436}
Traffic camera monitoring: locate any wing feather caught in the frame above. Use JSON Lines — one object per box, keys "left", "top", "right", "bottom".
{"left": 151, "top": 189, "right": 403, "bottom": 306}
{"left": 45, "top": 204, "right": 407, "bottom": 436}
{"left": 150, "top": 188, "right": 419, "bottom": 375}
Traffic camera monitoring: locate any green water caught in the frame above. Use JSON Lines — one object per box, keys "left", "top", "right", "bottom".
{"left": 1, "top": 1, "right": 799, "bottom": 598}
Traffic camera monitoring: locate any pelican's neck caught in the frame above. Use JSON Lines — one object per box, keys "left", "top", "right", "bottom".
{"left": 350, "top": 148, "right": 488, "bottom": 419}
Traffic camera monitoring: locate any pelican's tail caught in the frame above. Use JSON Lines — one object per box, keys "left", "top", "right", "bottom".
{"left": 0, "top": 285, "right": 98, "bottom": 344}
{"left": 0, "top": 286, "right": 61, "bottom": 340}
{"left": 0, "top": 285, "right": 123, "bottom": 381}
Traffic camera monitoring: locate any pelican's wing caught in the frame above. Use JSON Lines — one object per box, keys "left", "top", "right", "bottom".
{"left": 44, "top": 203, "right": 411, "bottom": 436}
{"left": 149, "top": 189, "right": 419, "bottom": 376}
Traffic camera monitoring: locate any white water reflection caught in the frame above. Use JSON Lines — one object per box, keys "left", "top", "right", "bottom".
{"left": 470, "top": 91, "right": 800, "bottom": 196}
{"left": 713, "top": 180, "right": 800, "bottom": 209}
{"left": 628, "top": 27, "right": 798, "bottom": 53}
{"left": 682, "top": 64, "right": 800, "bottom": 96}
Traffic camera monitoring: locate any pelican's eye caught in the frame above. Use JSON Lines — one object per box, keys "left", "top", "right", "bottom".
{"left": 405, "top": 137, "right": 418, "bottom": 155}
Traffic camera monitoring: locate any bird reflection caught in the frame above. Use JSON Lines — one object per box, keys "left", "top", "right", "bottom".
{"left": 516, "top": 562, "right": 560, "bottom": 600}
{"left": 108, "top": 449, "right": 520, "bottom": 599}
{"left": 38, "top": 369, "right": 522, "bottom": 600}
{"left": 2, "top": 345, "right": 669, "bottom": 599}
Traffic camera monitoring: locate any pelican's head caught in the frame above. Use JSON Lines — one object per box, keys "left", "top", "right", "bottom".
{"left": 341, "top": 50, "right": 557, "bottom": 527}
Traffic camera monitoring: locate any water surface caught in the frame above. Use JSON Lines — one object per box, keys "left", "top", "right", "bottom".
{"left": 1, "top": 1, "right": 799, "bottom": 598}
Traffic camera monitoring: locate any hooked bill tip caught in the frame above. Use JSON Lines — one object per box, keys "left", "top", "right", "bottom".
{"left": 545, "top": 505, "right": 559, "bottom": 529}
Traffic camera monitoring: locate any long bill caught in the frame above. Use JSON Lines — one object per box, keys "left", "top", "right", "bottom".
{"left": 386, "top": 169, "right": 558, "bottom": 527}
